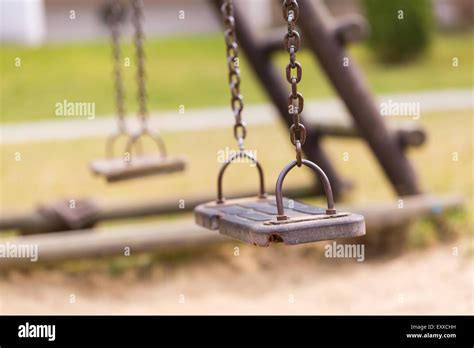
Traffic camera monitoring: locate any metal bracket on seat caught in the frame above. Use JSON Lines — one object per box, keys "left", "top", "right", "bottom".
{"left": 91, "top": 129, "right": 186, "bottom": 182}
{"left": 195, "top": 195, "right": 365, "bottom": 246}
{"left": 216, "top": 150, "right": 266, "bottom": 203}
{"left": 275, "top": 159, "right": 337, "bottom": 220}
{"left": 194, "top": 154, "right": 365, "bottom": 246}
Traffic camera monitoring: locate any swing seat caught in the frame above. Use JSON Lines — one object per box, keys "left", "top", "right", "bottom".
{"left": 91, "top": 130, "right": 186, "bottom": 182}
{"left": 90, "top": 154, "right": 186, "bottom": 182}
{"left": 195, "top": 154, "right": 365, "bottom": 247}
{"left": 195, "top": 195, "right": 365, "bottom": 246}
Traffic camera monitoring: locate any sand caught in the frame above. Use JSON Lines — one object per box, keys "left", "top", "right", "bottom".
{"left": 0, "top": 240, "right": 472, "bottom": 315}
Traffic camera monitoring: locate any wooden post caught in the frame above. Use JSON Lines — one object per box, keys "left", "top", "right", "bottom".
{"left": 297, "top": 0, "right": 422, "bottom": 196}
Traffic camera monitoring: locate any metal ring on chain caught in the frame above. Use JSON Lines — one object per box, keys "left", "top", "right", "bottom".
{"left": 231, "top": 95, "right": 244, "bottom": 116}
{"left": 286, "top": 61, "right": 302, "bottom": 83}
{"left": 295, "top": 140, "right": 302, "bottom": 167}
{"left": 226, "top": 42, "right": 239, "bottom": 60}
{"left": 287, "top": 92, "right": 304, "bottom": 115}
{"left": 233, "top": 123, "right": 247, "bottom": 141}
{"left": 282, "top": 0, "right": 299, "bottom": 21}
{"left": 290, "top": 123, "right": 307, "bottom": 146}
{"left": 284, "top": 32, "right": 301, "bottom": 52}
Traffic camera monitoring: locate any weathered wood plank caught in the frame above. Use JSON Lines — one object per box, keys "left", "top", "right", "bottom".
{"left": 0, "top": 193, "right": 463, "bottom": 268}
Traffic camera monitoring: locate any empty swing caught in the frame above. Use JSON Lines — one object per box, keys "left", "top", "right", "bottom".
{"left": 194, "top": 0, "right": 365, "bottom": 246}
{"left": 90, "top": 0, "right": 186, "bottom": 182}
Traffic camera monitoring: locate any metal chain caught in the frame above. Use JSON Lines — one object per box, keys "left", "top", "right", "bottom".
{"left": 107, "top": 0, "right": 127, "bottom": 133}
{"left": 221, "top": 0, "right": 246, "bottom": 150}
{"left": 131, "top": 0, "right": 149, "bottom": 130}
{"left": 282, "top": 0, "right": 306, "bottom": 166}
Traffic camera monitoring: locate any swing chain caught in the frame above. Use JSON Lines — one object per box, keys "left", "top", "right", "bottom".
{"left": 283, "top": 0, "right": 305, "bottom": 166}
{"left": 131, "top": 0, "right": 149, "bottom": 131}
{"left": 222, "top": 0, "right": 246, "bottom": 150}
{"left": 107, "top": 0, "right": 127, "bottom": 133}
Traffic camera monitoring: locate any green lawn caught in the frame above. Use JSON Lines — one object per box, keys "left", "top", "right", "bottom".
{"left": 0, "top": 108, "right": 472, "bottom": 257}
{"left": 1, "top": 109, "right": 472, "bottom": 223}
{"left": 1, "top": 32, "right": 472, "bottom": 123}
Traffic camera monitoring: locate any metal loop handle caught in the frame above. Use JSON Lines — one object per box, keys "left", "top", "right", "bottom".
{"left": 124, "top": 128, "right": 167, "bottom": 163}
{"left": 217, "top": 151, "right": 266, "bottom": 204}
{"left": 275, "top": 159, "right": 336, "bottom": 220}
{"left": 105, "top": 131, "right": 143, "bottom": 159}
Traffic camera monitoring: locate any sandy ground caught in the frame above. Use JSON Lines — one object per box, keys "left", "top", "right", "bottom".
{"left": 0, "top": 240, "right": 472, "bottom": 315}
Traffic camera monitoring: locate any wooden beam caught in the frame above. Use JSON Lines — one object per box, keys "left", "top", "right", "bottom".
{"left": 296, "top": 0, "right": 422, "bottom": 196}
{"left": 0, "top": 193, "right": 463, "bottom": 268}
{"left": 261, "top": 14, "right": 369, "bottom": 55}
{"left": 0, "top": 186, "right": 315, "bottom": 234}
{"left": 313, "top": 122, "right": 426, "bottom": 147}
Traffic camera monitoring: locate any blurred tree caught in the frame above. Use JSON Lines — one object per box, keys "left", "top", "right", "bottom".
{"left": 362, "top": 0, "right": 434, "bottom": 63}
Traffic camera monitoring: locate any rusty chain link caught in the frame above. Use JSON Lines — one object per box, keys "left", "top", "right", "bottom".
{"left": 131, "top": 0, "right": 149, "bottom": 130}
{"left": 221, "top": 0, "right": 246, "bottom": 150}
{"left": 282, "top": 0, "right": 305, "bottom": 166}
{"left": 107, "top": 0, "right": 127, "bottom": 133}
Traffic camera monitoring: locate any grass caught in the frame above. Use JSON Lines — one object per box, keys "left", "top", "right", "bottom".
{"left": 0, "top": 108, "right": 472, "bottom": 274}
{"left": 0, "top": 31, "right": 472, "bottom": 265}
{"left": 1, "top": 109, "right": 472, "bottom": 231}
{"left": 0, "top": 32, "right": 472, "bottom": 123}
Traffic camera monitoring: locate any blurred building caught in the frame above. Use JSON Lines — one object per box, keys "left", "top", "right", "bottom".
{"left": 0, "top": 0, "right": 472, "bottom": 45}
{"left": 0, "top": 0, "right": 273, "bottom": 45}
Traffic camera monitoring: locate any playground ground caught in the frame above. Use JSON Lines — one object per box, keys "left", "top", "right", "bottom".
{"left": 1, "top": 238, "right": 472, "bottom": 314}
